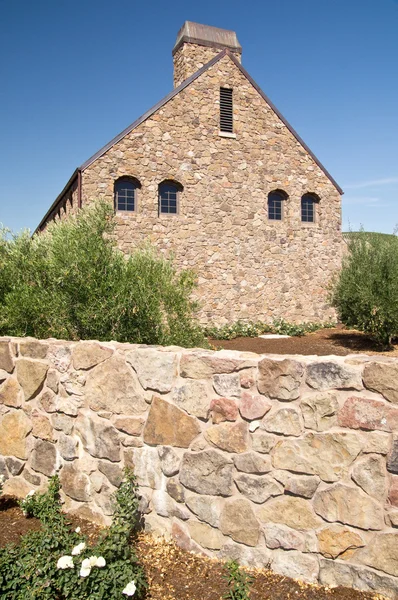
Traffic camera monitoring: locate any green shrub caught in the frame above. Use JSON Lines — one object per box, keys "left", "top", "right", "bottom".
{"left": 0, "top": 201, "right": 205, "bottom": 347}
{"left": 223, "top": 560, "right": 253, "bottom": 600}
{"left": 0, "top": 472, "right": 146, "bottom": 599}
{"left": 331, "top": 230, "right": 398, "bottom": 346}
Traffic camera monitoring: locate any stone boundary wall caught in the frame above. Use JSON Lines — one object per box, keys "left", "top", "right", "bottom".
{"left": 1, "top": 337, "right": 398, "bottom": 598}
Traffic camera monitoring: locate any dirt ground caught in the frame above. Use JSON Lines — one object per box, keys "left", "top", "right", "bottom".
{"left": 210, "top": 326, "right": 398, "bottom": 357}
{"left": 0, "top": 498, "right": 386, "bottom": 600}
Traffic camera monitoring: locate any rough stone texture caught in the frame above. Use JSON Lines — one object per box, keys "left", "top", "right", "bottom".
{"left": 356, "top": 533, "right": 398, "bottom": 577}
{"left": 209, "top": 397, "right": 238, "bottom": 423}
{"left": 31, "top": 410, "right": 54, "bottom": 441}
{"left": 239, "top": 391, "right": 271, "bottom": 420}
{"left": 351, "top": 455, "right": 387, "bottom": 499}
{"left": 0, "top": 378, "right": 22, "bottom": 408}
{"left": 127, "top": 348, "right": 178, "bottom": 393}
{"left": 262, "top": 407, "right": 303, "bottom": 437}
{"left": 233, "top": 452, "right": 271, "bottom": 474}
{"left": 58, "top": 433, "right": 78, "bottom": 461}
{"left": 251, "top": 432, "right": 276, "bottom": 454}
{"left": 180, "top": 450, "right": 233, "bottom": 496}
{"left": 387, "top": 437, "right": 398, "bottom": 474}
{"left": 75, "top": 414, "right": 120, "bottom": 462}
{"left": 339, "top": 396, "right": 398, "bottom": 432}
{"left": 0, "top": 342, "right": 13, "bottom": 373}
{"left": 301, "top": 391, "right": 339, "bottom": 431}
{"left": 173, "top": 380, "right": 210, "bottom": 419}
{"left": 271, "top": 550, "right": 319, "bottom": 583}
{"left": 319, "top": 559, "right": 398, "bottom": 599}
{"left": 144, "top": 396, "right": 200, "bottom": 448}
{"left": 158, "top": 446, "right": 180, "bottom": 476}
{"left": 317, "top": 525, "right": 364, "bottom": 559}
{"left": 72, "top": 342, "right": 113, "bottom": 370}
{"left": 85, "top": 355, "right": 147, "bottom": 415}
{"left": 167, "top": 479, "right": 185, "bottom": 503}
{"left": 205, "top": 421, "right": 248, "bottom": 453}
{"left": 217, "top": 542, "right": 270, "bottom": 569}
{"left": 258, "top": 496, "right": 321, "bottom": 531}
{"left": 257, "top": 359, "right": 304, "bottom": 400}
{"left": 112, "top": 416, "right": 145, "bottom": 436}
{"left": 5, "top": 457, "right": 24, "bottom": 476}
{"left": 388, "top": 476, "right": 398, "bottom": 507}
{"left": 363, "top": 362, "right": 398, "bottom": 404}
{"left": 0, "top": 410, "right": 32, "bottom": 459}
{"left": 272, "top": 432, "right": 362, "bottom": 482}
{"left": 3, "top": 477, "right": 33, "bottom": 498}
{"left": 51, "top": 413, "right": 74, "bottom": 434}
{"left": 263, "top": 523, "right": 306, "bottom": 551}
{"left": 16, "top": 359, "right": 48, "bottom": 400}
{"left": 276, "top": 473, "right": 320, "bottom": 499}
{"left": 313, "top": 484, "right": 384, "bottom": 530}
{"left": 361, "top": 431, "right": 391, "bottom": 455}
{"left": 220, "top": 498, "right": 260, "bottom": 546}
{"left": 213, "top": 373, "right": 241, "bottom": 398}
{"left": 188, "top": 521, "right": 225, "bottom": 550}
{"left": 19, "top": 340, "right": 48, "bottom": 359}
{"left": 234, "top": 473, "right": 283, "bottom": 503}
{"left": 60, "top": 462, "right": 91, "bottom": 502}
{"left": 152, "top": 490, "right": 190, "bottom": 520}
{"left": 185, "top": 494, "right": 222, "bottom": 527}
{"left": 31, "top": 440, "right": 58, "bottom": 476}
{"left": 306, "top": 362, "right": 363, "bottom": 391}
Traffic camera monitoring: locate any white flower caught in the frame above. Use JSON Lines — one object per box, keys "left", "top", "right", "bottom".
{"left": 75, "top": 527, "right": 81, "bottom": 533}
{"left": 71, "top": 542, "right": 86, "bottom": 556}
{"left": 122, "top": 581, "right": 137, "bottom": 596}
{"left": 80, "top": 566, "right": 91, "bottom": 577}
{"left": 95, "top": 556, "right": 106, "bottom": 568}
{"left": 57, "top": 555, "right": 74, "bottom": 570}
{"left": 89, "top": 555, "right": 99, "bottom": 567}
{"left": 27, "top": 490, "right": 35, "bottom": 497}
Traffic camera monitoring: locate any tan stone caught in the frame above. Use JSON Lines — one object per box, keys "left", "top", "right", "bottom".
{"left": 144, "top": 396, "right": 200, "bottom": 448}
{"left": 357, "top": 533, "right": 398, "bottom": 577}
{"left": 234, "top": 452, "right": 271, "bottom": 474}
{"left": 205, "top": 421, "right": 248, "bottom": 453}
{"left": 235, "top": 473, "right": 282, "bottom": 503}
{"left": 262, "top": 407, "right": 303, "bottom": 436}
{"left": 301, "top": 391, "right": 338, "bottom": 431}
{"left": 251, "top": 432, "right": 276, "bottom": 454}
{"left": 75, "top": 414, "right": 120, "bottom": 461}
{"left": 0, "top": 410, "right": 32, "bottom": 459}
{"left": 113, "top": 416, "right": 145, "bottom": 436}
{"left": 272, "top": 432, "right": 361, "bottom": 482}
{"left": 258, "top": 358, "right": 304, "bottom": 400}
{"left": 317, "top": 525, "right": 364, "bottom": 559}
{"left": 60, "top": 462, "right": 91, "bottom": 501}
{"left": 0, "top": 378, "right": 22, "bottom": 407}
{"left": 19, "top": 340, "right": 48, "bottom": 359}
{"left": 258, "top": 496, "right": 321, "bottom": 531}
{"left": 180, "top": 450, "right": 233, "bottom": 496}
{"left": 220, "top": 498, "right": 260, "bottom": 546}
{"left": 351, "top": 455, "right": 387, "bottom": 499}
{"left": 363, "top": 362, "right": 398, "bottom": 404}
{"left": 31, "top": 410, "right": 54, "bottom": 441}
{"left": 127, "top": 348, "right": 178, "bottom": 393}
{"left": 188, "top": 521, "right": 225, "bottom": 550}
{"left": 313, "top": 484, "right": 383, "bottom": 530}
{"left": 85, "top": 355, "right": 147, "bottom": 414}
{"left": 16, "top": 359, "right": 48, "bottom": 400}
{"left": 173, "top": 380, "right": 211, "bottom": 419}
{"left": 72, "top": 342, "right": 113, "bottom": 370}
{"left": 271, "top": 550, "right": 319, "bottom": 583}
{"left": 3, "top": 477, "right": 33, "bottom": 498}
{"left": 0, "top": 341, "right": 13, "bottom": 373}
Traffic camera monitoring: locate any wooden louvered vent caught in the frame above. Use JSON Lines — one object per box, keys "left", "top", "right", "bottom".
{"left": 220, "top": 87, "right": 233, "bottom": 133}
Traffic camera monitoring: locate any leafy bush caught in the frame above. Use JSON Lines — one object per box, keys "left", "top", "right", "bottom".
{"left": 331, "top": 230, "right": 398, "bottom": 345}
{"left": 0, "top": 201, "right": 205, "bottom": 347}
{"left": 223, "top": 560, "right": 253, "bottom": 600}
{"left": 0, "top": 471, "right": 146, "bottom": 599}
{"left": 206, "top": 319, "right": 333, "bottom": 340}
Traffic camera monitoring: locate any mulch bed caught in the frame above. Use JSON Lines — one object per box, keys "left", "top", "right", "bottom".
{"left": 0, "top": 497, "right": 386, "bottom": 600}
{"left": 210, "top": 326, "right": 398, "bottom": 357}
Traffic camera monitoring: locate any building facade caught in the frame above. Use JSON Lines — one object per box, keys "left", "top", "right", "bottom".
{"left": 37, "top": 22, "right": 343, "bottom": 325}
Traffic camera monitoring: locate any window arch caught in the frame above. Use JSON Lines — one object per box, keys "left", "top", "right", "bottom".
{"left": 114, "top": 177, "right": 141, "bottom": 212}
{"left": 158, "top": 180, "right": 183, "bottom": 215}
{"left": 268, "top": 189, "right": 288, "bottom": 221}
{"left": 301, "top": 193, "right": 319, "bottom": 223}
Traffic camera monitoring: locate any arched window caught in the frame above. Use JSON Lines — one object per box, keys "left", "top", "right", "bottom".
{"left": 301, "top": 193, "right": 318, "bottom": 223}
{"left": 268, "top": 190, "right": 287, "bottom": 221}
{"left": 114, "top": 177, "right": 141, "bottom": 212}
{"left": 158, "top": 180, "right": 183, "bottom": 215}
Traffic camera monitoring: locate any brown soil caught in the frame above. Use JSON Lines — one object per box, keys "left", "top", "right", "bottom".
{"left": 0, "top": 496, "right": 387, "bottom": 600}
{"left": 210, "top": 326, "right": 398, "bottom": 357}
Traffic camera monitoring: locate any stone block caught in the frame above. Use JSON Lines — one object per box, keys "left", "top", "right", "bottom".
{"left": 188, "top": 521, "right": 225, "bottom": 550}
{"left": 0, "top": 410, "right": 32, "bottom": 459}
{"left": 205, "top": 421, "right": 248, "bottom": 453}
{"left": 306, "top": 361, "right": 362, "bottom": 391}
{"left": 263, "top": 523, "right": 305, "bottom": 551}
{"left": 234, "top": 452, "right": 271, "bottom": 474}
{"left": 5, "top": 457, "right": 24, "bottom": 476}
{"left": 126, "top": 348, "right": 178, "bottom": 393}
{"left": 239, "top": 391, "right": 271, "bottom": 420}
{"left": 258, "top": 358, "right": 304, "bottom": 400}
{"left": 262, "top": 407, "right": 303, "bottom": 437}
{"left": 251, "top": 432, "right": 276, "bottom": 454}
{"left": 235, "top": 473, "right": 282, "bottom": 503}
{"left": 75, "top": 414, "right": 120, "bottom": 462}
{"left": 339, "top": 396, "right": 398, "bottom": 432}
{"left": 16, "top": 359, "right": 48, "bottom": 400}
{"left": 173, "top": 380, "right": 211, "bottom": 419}
{"left": 167, "top": 478, "right": 185, "bottom": 503}
{"left": 356, "top": 532, "right": 398, "bottom": 577}
{"left": 72, "top": 342, "right": 113, "bottom": 370}
{"left": 0, "top": 342, "right": 13, "bottom": 373}
{"left": 31, "top": 410, "right": 54, "bottom": 441}
{"left": 158, "top": 446, "right": 180, "bottom": 476}
{"left": 351, "top": 454, "right": 387, "bottom": 499}
{"left": 31, "top": 439, "right": 58, "bottom": 476}
{"left": 213, "top": 373, "right": 240, "bottom": 398}
{"left": 301, "top": 391, "right": 338, "bottom": 431}
{"left": 220, "top": 498, "right": 260, "bottom": 546}
{"left": 185, "top": 493, "right": 222, "bottom": 527}
{"left": 275, "top": 473, "right": 320, "bottom": 499}
{"left": 209, "top": 397, "right": 238, "bottom": 423}
{"left": 387, "top": 436, "right": 398, "bottom": 474}
{"left": 258, "top": 496, "right": 321, "bottom": 531}
{"left": 112, "top": 416, "right": 145, "bottom": 436}
{"left": 313, "top": 484, "right": 383, "bottom": 530}
{"left": 60, "top": 462, "right": 91, "bottom": 502}
{"left": 317, "top": 525, "right": 364, "bottom": 559}
{"left": 144, "top": 396, "right": 200, "bottom": 448}
{"left": 19, "top": 340, "right": 48, "bottom": 359}
{"left": 179, "top": 449, "right": 233, "bottom": 496}
{"left": 319, "top": 559, "right": 398, "bottom": 599}
{"left": 271, "top": 550, "right": 319, "bottom": 583}
{"left": 59, "top": 433, "right": 78, "bottom": 461}
{"left": 0, "top": 378, "right": 22, "bottom": 408}
{"left": 363, "top": 361, "right": 398, "bottom": 404}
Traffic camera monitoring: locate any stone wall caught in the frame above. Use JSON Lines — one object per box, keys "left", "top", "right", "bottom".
{"left": 2, "top": 337, "right": 397, "bottom": 598}
{"left": 80, "top": 52, "right": 343, "bottom": 325}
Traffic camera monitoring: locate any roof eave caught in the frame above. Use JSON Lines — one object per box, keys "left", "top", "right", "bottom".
{"left": 34, "top": 168, "right": 79, "bottom": 235}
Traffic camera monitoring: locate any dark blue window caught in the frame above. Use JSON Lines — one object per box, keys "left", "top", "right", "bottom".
{"left": 159, "top": 181, "right": 181, "bottom": 215}
{"left": 114, "top": 177, "right": 140, "bottom": 212}
{"left": 301, "top": 194, "right": 316, "bottom": 223}
{"left": 268, "top": 191, "right": 285, "bottom": 220}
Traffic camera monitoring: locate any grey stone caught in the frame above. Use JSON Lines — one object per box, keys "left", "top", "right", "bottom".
{"left": 51, "top": 413, "right": 74, "bottom": 434}
{"left": 274, "top": 472, "right": 320, "bottom": 499}
{"left": 158, "top": 446, "right": 180, "bottom": 476}
{"left": 60, "top": 462, "right": 91, "bottom": 501}
{"left": 258, "top": 358, "right": 304, "bottom": 401}
{"left": 217, "top": 542, "right": 270, "bottom": 568}
{"left": 306, "top": 361, "right": 362, "bottom": 391}
{"left": 58, "top": 433, "right": 78, "bottom": 460}
{"left": 319, "top": 559, "right": 398, "bottom": 599}
{"left": 251, "top": 432, "right": 276, "bottom": 454}
{"left": 213, "top": 373, "right": 241, "bottom": 398}
{"left": 131, "top": 447, "right": 164, "bottom": 489}
{"left": 352, "top": 454, "right": 387, "bottom": 499}
{"left": 31, "top": 440, "right": 58, "bottom": 477}
{"left": 152, "top": 490, "right": 190, "bottom": 520}
{"left": 235, "top": 473, "right": 283, "bottom": 503}
{"left": 220, "top": 498, "right": 260, "bottom": 546}
{"left": 5, "top": 457, "right": 24, "bottom": 476}
{"left": 75, "top": 414, "right": 120, "bottom": 462}
{"left": 24, "top": 470, "right": 41, "bottom": 486}
{"left": 234, "top": 452, "right": 271, "bottom": 474}
{"left": 179, "top": 450, "right": 233, "bottom": 496}
{"left": 126, "top": 348, "right": 178, "bottom": 393}
{"left": 263, "top": 523, "right": 305, "bottom": 551}
{"left": 387, "top": 436, "right": 398, "bottom": 474}
{"left": 98, "top": 461, "right": 123, "bottom": 487}
{"left": 262, "top": 407, "right": 303, "bottom": 436}
{"left": 185, "top": 493, "right": 223, "bottom": 527}
{"left": 173, "top": 380, "right": 211, "bottom": 419}
{"left": 271, "top": 550, "right": 319, "bottom": 583}
{"left": 167, "top": 478, "right": 185, "bottom": 503}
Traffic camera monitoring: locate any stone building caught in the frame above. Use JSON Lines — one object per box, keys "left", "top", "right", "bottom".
{"left": 36, "top": 21, "right": 343, "bottom": 325}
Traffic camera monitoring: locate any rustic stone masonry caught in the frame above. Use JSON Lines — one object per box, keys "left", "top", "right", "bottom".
{"left": 2, "top": 337, "right": 398, "bottom": 598}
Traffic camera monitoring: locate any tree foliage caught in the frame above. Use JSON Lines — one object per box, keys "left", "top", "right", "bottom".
{"left": 331, "top": 231, "right": 398, "bottom": 345}
{"left": 0, "top": 202, "right": 205, "bottom": 347}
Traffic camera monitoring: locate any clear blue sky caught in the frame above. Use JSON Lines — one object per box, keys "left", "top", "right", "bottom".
{"left": 1, "top": 0, "right": 397, "bottom": 233}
